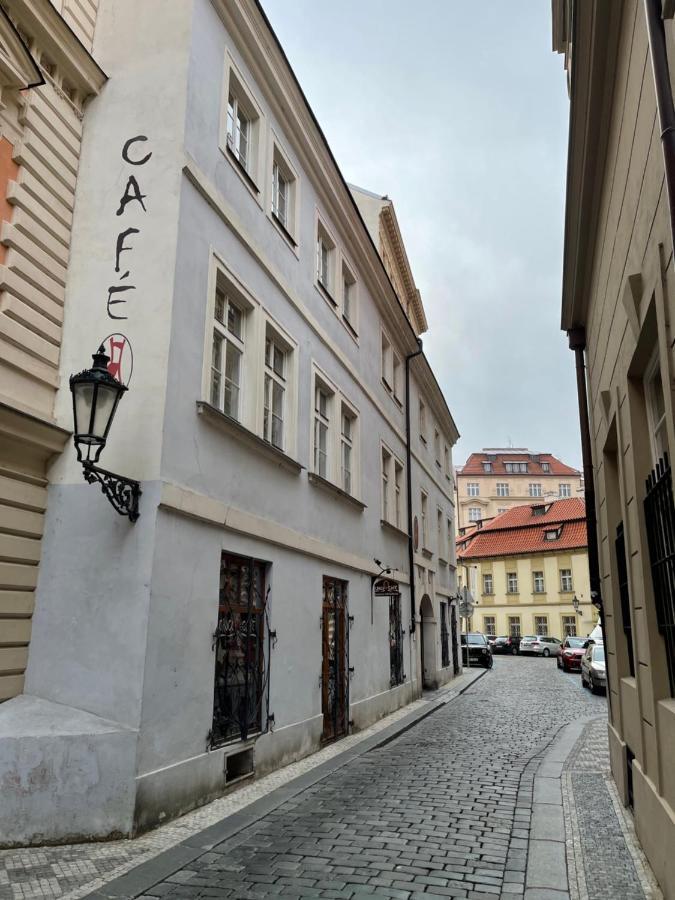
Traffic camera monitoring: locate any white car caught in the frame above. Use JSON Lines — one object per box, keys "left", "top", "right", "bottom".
{"left": 519, "top": 635, "right": 562, "bottom": 658}
{"left": 581, "top": 642, "right": 606, "bottom": 693}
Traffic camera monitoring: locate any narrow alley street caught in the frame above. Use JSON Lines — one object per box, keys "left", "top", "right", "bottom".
{"left": 1, "top": 659, "right": 660, "bottom": 900}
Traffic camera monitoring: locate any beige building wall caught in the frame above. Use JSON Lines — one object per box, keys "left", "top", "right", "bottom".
{"left": 554, "top": 1, "right": 675, "bottom": 895}
{"left": 0, "top": 1, "right": 104, "bottom": 701}
{"left": 460, "top": 550, "right": 594, "bottom": 639}
{"left": 457, "top": 472, "right": 584, "bottom": 530}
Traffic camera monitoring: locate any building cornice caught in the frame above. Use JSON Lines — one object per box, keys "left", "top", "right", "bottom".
{"left": 560, "top": 0, "right": 623, "bottom": 330}
{"left": 2, "top": 0, "right": 106, "bottom": 98}
{"left": 380, "top": 202, "right": 428, "bottom": 334}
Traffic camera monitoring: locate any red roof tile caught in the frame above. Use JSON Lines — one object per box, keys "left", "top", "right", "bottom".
{"left": 456, "top": 498, "right": 587, "bottom": 560}
{"left": 458, "top": 451, "right": 580, "bottom": 477}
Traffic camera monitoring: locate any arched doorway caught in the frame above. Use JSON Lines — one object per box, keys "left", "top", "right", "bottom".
{"left": 419, "top": 594, "right": 436, "bottom": 689}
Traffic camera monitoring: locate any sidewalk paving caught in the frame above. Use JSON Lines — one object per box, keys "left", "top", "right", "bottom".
{"left": 0, "top": 669, "right": 485, "bottom": 900}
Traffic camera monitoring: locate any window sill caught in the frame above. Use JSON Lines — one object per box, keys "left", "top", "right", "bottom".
{"left": 316, "top": 279, "right": 338, "bottom": 309}
{"left": 225, "top": 143, "right": 260, "bottom": 195}
{"left": 342, "top": 315, "right": 358, "bottom": 341}
{"left": 421, "top": 547, "right": 433, "bottom": 560}
{"left": 380, "top": 519, "right": 408, "bottom": 540}
{"left": 308, "top": 471, "right": 366, "bottom": 511}
{"left": 196, "top": 401, "right": 303, "bottom": 474}
{"left": 438, "top": 555, "right": 448, "bottom": 566}
{"left": 271, "top": 210, "right": 297, "bottom": 248}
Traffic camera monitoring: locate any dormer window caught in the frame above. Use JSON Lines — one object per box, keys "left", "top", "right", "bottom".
{"left": 532, "top": 504, "right": 551, "bottom": 517}
{"left": 541, "top": 462, "right": 550, "bottom": 473}
{"left": 482, "top": 461, "right": 492, "bottom": 473}
{"left": 544, "top": 526, "right": 562, "bottom": 541}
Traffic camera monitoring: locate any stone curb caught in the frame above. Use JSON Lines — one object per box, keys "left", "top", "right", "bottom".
{"left": 82, "top": 667, "right": 488, "bottom": 899}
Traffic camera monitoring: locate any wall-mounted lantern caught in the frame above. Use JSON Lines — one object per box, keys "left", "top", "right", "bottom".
{"left": 69, "top": 345, "right": 141, "bottom": 522}
{"left": 572, "top": 594, "right": 580, "bottom": 614}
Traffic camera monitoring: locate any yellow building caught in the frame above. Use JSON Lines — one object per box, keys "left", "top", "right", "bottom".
{"left": 554, "top": 1, "right": 675, "bottom": 894}
{"left": 456, "top": 448, "right": 583, "bottom": 531}
{"left": 457, "top": 499, "right": 595, "bottom": 640}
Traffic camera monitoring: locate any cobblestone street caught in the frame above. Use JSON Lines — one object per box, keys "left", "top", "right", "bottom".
{"left": 1, "top": 659, "right": 662, "bottom": 900}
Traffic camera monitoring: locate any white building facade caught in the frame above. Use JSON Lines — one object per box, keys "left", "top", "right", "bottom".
{"left": 0, "top": 0, "right": 460, "bottom": 845}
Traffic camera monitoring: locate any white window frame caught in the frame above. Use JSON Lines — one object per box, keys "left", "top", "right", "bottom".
{"left": 541, "top": 462, "right": 550, "bottom": 473}
{"left": 261, "top": 318, "right": 298, "bottom": 455}
{"left": 221, "top": 53, "right": 265, "bottom": 204}
{"left": 310, "top": 364, "right": 360, "bottom": 497}
{"left": 644, "top": 350, "right": 669, "bottom": 465}
{"left": 533, "top": 571, "right": 545, "bottom": 593}
{"left": 534, "top": 615, "right": 549, "bottom": 636}
{"left": 483, "top": 573, "right": 493, "bottom": 595}
{"left": 529, "top": 483, "right": 542, "bottom": 497}
{"left": 468, "top": 506, "right": 481, "bottom": 522}
{"left": 340, "top": 403, "right": 356, "bottom": 495}
{"left": 381, "top": 446, "right": 391, "bottom": 522}
{"left": 341, "top": 259, "right": 358, "bottom": 336}
{"left": 483, "top": 616, "right": 496, "bottom": 637}
{"left": 496, "top": 482, "right": 509, "bottom": 497}
{"left": 394, "top": 459, "right": 403, "bottom": 529}
{"left": 447, "top": 516, "right": 453, "bottom": 561}
{"left": 467, "top": 483, "right": 480, "bottom": 497}
{"left": 268, "top": 133, "right": 299, "bottom": 251}
{"left": 315, "top": 213, "right": 337, "bottom": 303}
{"left": 560, "top": 569, "right": 573, "bottom": 592}
{"left": 437, "top": 507, "right": 443, "bottom": 557}
{"left": 421, "top": 490, "right": 429, "bottom": 548}
{"left": 507, "top": 572, "right": 518, "bottom": 594}
{"left": 559, "top": 483, "right": 571, "bottom": 498}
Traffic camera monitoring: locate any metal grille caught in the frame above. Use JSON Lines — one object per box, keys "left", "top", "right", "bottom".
{"left": 615, "top": 522, "right": 635, "bottom": 676}
{"left": 389, "top": 595, "right": 405, "bottom": 686}
{"left": 210, "top": 553, "right": 271, "bottom": 748}
{"left": 440, "top": 602, "right": 450, "bottom": 669}
{"left": 451, "top": 605, "right": 460, "bottom": 674}
{"left": 644, "top": 454, "right": 675, "bottom": 696}
{"left": 322, "top": 576, "right": 350, "bottom": 741}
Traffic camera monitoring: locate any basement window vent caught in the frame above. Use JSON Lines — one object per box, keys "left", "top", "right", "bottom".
{"left": 225, "top": 747, "right": 254, "bottom": 783}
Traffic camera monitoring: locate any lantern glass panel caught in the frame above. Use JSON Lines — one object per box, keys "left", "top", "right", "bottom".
{"left": 74, "top": 383, "right": 95, "bottom": 442}
{"left": 91, "top": 383, "right": 120, "bottom": 441}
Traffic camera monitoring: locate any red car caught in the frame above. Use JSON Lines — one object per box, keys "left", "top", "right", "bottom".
{"left": 557, "top": 636, "right": 588, "bottom": 672}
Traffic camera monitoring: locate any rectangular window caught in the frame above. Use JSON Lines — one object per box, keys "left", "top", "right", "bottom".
{"left": 227, "top": 93, "right": 251, "bottom": 170}
{"left": 467, "top": 483, "right": 480, "bottom": 497}
{"left": 263, "top": 332, "right": 286, "bottom": 449}
{"left": 483, "top": 615, "right": 496, "bottom": 637}
{"left": 272, "top": 160, "right": 288, "bottom": 227}
{"left": 508, "top": 615, "right": 521, "bottom": 637}
{"left": 437, "top": 508, "right": 443, "bottom": 555}
{"left": 533, "top": 571, "right": 545, "bottom": 593}
{"left": 341, "top": 406, "right": 355, "bottom": 495}
{"left": 559, "top": 483, "right": 571, "bottom": 498}
{"left": 419, "top": 400, "right": 427, "bottom": 443}
{"left": 534, "top": 615, "right": 549, "bottom": 636}
{"left": 421, "top": 491, "right": 428, "bottom": 547}
{"left": 392, "top": 353, "right": 402, "bottom": 402}
{"left": 211, "top": 553, "right": 267, "bottom": 746}
{"left": 541, "top": 462, "right": 550, "bottom": 473}
{"left": 483, "top": 573, "right": 493, "bottom": 594}
{"left": 496, "top": 483, "right": 509, "bottom": 497}
{"left": 381, "top": 331, "right": 392, "bottom": 388}
{"left": 394, "top": 461, "right": 403, "bottom": 528}
{"left": 529, "top": 483, "right": 542, "bottom": 497}
{"left": 468, "top": 507, "right": 482, "bottom": 522}
{"left": 645, "top": 353, "right": 668, "bottom": 464}
{"left": 381, "top": 447, "right": 390, "bottom": 521}
{"left": 497, "top": 507, "right": 508, "bottom": 514}
{"left": 444, "top": 445, "right": 451, "bottom": 478}
{"left": 447, "top": 516, "right": 453, "bottom": 561}
{"left": 434, "top": 429, "right": 441, "bottom": 465}
{"left": 211, "top": 284, "right": 245, "bottom": 420}
{"left": 615, "top": 522, "right": 635, "bottom": 677}
{"left": 560, "top": 569, "right": 573, "bottom": 592}
{"left": 562, "top": 615, "right": 577, "bottom": 637}
{"left": 314, "top": 384, "right": 330, "bottom": 478}
{"left": 342, "top": 263, "right": 356, "bottom": 332}
{"left": 507, "top": 572, "right": 518, "bottom": 593}
{"left": 316, "top": 220, "right": 335, "bottom": 298}
{"left": 482, "top": 461, "right": 492, "bottom": 473}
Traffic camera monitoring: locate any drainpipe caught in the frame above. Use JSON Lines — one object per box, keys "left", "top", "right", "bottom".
{"left": 645, "top": 0, "right": 675, "bottom": 266}
{"left": 405, "top": 338, "right": 424, "bottom": 633}
{"left": 568, "top": 327, "right": 611, "bottom": 709}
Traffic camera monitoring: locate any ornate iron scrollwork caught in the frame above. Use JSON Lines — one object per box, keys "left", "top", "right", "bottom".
{"left": 82, "top": 462, "right": 141, "bottom": 522}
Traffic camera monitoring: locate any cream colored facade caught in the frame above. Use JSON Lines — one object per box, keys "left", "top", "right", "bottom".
{"left": 554, "top": 1, "right": 675, "bottom": 896}
{"left": 0, "top": 1, "right": 104, "bottom": 701}
{"left": 456, "top": 449, "right": 583, "bottom": 531}
{"left": 459, "top": 551, "right": 594, "bottom": 640}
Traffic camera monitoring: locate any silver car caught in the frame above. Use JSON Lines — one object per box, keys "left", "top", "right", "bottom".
{"left": 519, "top": 635, "right": 562, "bottom": 657}
{"left": 581, "top": 642, "right": 606, "bottom": 693}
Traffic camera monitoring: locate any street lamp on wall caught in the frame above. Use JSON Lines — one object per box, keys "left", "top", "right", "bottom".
{"left": 572, "top": 594, "right": 580, "bottom": 614}
{"left": 69, "top": 345, "right": 141, "bottom": 522}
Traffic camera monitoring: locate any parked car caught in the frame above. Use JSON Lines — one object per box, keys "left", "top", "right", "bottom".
{"left": 581, "top": 642, "right": 606, "bottom": 693}
{"left": 519, "top": 635, "right": 562, "bottom": 657}
{"left": 461, "top": 633, "right": 493, "bottom": 669}
{"left": 491, "top": 635, "right": 521, "bottom": 655}
{"left": 557, "top": 636, "right": 589, "bottom": 672}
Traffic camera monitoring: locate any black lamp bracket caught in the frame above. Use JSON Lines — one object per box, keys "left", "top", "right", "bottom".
{"left": 82, "top": 462, "right": 141, "bottom": 522}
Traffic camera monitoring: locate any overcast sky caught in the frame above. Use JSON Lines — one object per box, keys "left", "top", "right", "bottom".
{"left": 262, "top": 0, "right": 580, "bottom": 470}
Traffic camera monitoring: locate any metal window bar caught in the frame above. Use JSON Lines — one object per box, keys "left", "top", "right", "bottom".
{"left": 451, "top": 605, "right": 460, "bottom": 675}
{"left": 389, "top": 595, "right": 405, "bottom": 686}
{"left": 615, "top": 522, "right": 635, "bottom": 677}
{"left": 440, "top": 602, "right": 450, "bottom": 669}
{"left": 210, "top": 554, "right": 274, "bottom": 749}
{"left": 644, "top": 454, "right": 675, "bottom": 696}
{"left": 321, "top": 577, "right": 350, "bottom": 741}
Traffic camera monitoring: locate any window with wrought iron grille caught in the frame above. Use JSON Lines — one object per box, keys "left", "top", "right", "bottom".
{"left": 440, "top": 602, "right": 450, "bottom": 668}
{"left": 508, "top": 615, "right": 521, "bottom": 637}
{"left": 496, "top": 482, "right": 509, "bottom": 497}
{"left": 507, "top": 572, "right": 518, "bottom": 593}
{"left": 483, "top": 573, "right": 493, "bottom": 595}
{"left": 534, "top": 615, "right": 548, "bottom": 636}
{"left": 560, "top": 569, "right": 573, "bottom": 592}
{"left": 263, "top": 333, "right": 286, "bottom": 450}
{"left": 562, "top": 615, "right": 577, "bottom": 637}
{"left": 314, "top": 384, "right": 330, "bottom": 478}
{"left": 211, "top": 285, "right": 245, "bottom": 420}
{"left": 529, "top": 483, "right": 542, "bottom": 497}
{"left": 389, "top": 595, "right": 404, "bottom": 685}
{"left": 533, "top": 571, "right": 545, "bottom": 593}
{"left": 211, "top": 553, "right": 270, "bottom": 747}
{"left": 467, "top": 482, "right": 479, "bottom": 497}
{"left": 483, "top": 615, "right": 496, "bottom": 636}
